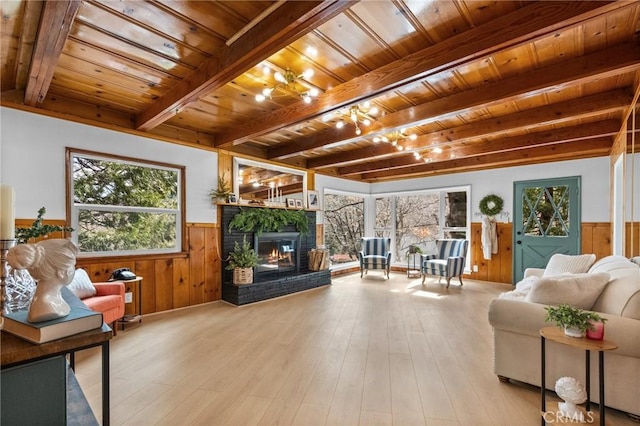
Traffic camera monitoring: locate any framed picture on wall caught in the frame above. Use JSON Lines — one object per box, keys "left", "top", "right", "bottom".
{"left": 295, "top": 199, "right": 303, "bottom": 209}
{"left": 286, "top": 198, "right": 296, "bottom": 208}
{"left": 308, "top": 190, "right": 319, "bottom": 209}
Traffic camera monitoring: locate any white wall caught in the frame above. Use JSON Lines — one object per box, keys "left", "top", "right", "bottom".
{"left": 314, "top": 157, "right": 611, "bottom": 223}
{"left": 1, "top": 106, "right": 622, "bottom": 226}
{"left": 0, "top": 107, "right": 218, "bottom": 223}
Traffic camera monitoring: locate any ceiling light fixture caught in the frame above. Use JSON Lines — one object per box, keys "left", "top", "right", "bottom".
{"left": 323, "top": 101, "right": 379, "bottom": 135}
{"left": 255, "top": 67, "right": 319, "bottom": 104}
{"left": 372, "top": 128, "right": 417, "bottom": 150}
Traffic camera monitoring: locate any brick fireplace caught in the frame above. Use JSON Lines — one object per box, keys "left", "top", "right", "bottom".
{"left": 220, "top": 205, "right": 331, "bottom": 305}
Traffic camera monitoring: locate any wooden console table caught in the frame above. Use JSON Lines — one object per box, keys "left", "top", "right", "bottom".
{"left": 1, "top": 323, "right": 112, "bottom": 425}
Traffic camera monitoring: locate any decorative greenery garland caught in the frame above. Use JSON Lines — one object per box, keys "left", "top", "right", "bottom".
{"left": 228, "top": 207, "right": 309, "bottom": 235}
{"left": 478, "top": 194, "right": 504, "bottom": 216}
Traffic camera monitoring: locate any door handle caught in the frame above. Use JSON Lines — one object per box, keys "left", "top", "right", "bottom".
{"left": 516, "top": 241, "right": 522, "bottom": 245}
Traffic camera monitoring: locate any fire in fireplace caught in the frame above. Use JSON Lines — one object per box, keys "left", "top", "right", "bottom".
{"left": 254, "top": 232, "right": 301, "bottom": 276}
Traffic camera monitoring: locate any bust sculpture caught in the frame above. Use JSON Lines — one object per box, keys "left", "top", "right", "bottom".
{"left": 555, "top": 376, "right": 588, "bottom": 422}
{"left": 7, "top": 238, "right": 79, "bottom": 322}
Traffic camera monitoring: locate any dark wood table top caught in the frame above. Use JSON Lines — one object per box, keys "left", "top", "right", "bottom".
{"left": 2, "top": 323, "right": 112, "bottom": 368}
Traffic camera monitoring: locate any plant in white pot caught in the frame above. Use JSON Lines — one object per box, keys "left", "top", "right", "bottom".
{"left": 226, "top": 236, "right": 260, "bottom": 285}
{"left": 544, "top": 304, "right": 607, "bottom": 338}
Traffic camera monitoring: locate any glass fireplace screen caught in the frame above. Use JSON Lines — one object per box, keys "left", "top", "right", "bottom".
{"left": 255, "top": 232, "right": 300, "bottom": 275}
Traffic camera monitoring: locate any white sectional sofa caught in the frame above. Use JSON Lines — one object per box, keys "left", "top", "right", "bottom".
{"left": 488, "top": 255, "right": 640, "bottom": 418}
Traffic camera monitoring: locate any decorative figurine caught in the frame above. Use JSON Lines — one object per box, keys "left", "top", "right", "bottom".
{"left": 7, "top": 239, "right": 79, "bottom": 322}
{"left": 555, "top": 376, "right": 588, "bottom": 422}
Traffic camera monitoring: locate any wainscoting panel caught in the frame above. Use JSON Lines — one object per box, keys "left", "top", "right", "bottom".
{"left": 469, "top": 222, "right": 614, "bottom": 285}
{"left": 74, "top": 223, "right": 221, "bottom": 315}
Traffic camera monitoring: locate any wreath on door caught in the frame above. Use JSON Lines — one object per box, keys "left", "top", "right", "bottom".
{"left": 479, "top": 194, "right": 504, "bottom": 216}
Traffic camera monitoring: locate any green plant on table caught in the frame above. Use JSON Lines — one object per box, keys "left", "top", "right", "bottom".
{"left": 544, "top": 304, "right": 607, "bottom": 334}
{"left": 226, "top": 236, "right": 260, "bottom": 270}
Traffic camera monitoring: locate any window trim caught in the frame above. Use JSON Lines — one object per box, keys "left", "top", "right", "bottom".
{"left": 66, "top": 148, "right": 186, "bottom": 257}
{"left": 323, "top": 185, "right": 470, "bottom": 272}
{"left": 371, "top": 185, "right": 471, "bottom": 269}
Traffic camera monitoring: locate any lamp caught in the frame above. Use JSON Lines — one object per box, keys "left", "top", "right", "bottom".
{"left": 323, "top": 101, "right": 379, "bottom": 135}
{"left": 255, "top": 66, "right": 319, "bottom": 104}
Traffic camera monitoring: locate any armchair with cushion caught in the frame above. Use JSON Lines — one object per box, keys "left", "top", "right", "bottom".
{"left": 358, "top": 237, "right": 392, "bottom": 279}
{"left": 67, "top": 269, "right": 125, "bottom": 335}
{"left": 421, "top": 239, "right": 469, "bottom": 287}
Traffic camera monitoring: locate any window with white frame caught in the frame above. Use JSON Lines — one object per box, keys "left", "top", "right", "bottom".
{"left": 68, "top": 150, "right": 183, "bottom": 256}
{"left": 375, "top": 188, "right": 469, "bottom": 265}
{"left": 323, "top": 191, "right": 365, "bottom": 265}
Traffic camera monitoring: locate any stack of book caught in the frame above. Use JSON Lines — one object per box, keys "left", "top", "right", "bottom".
{"left": 2, "top": 287, "right": 103, "bottom": 344}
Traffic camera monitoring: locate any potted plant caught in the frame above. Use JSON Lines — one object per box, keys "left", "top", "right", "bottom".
{"left": 226, "top": 236, "right": 260, "bottom": 285}
{"left": 544, "top": 304, "right": 607, "bottom": 338}
{"left": 209, "top": 173, "right": 232, "bottom": 203}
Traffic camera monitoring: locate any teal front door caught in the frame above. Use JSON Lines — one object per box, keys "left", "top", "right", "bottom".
{"left": 513, "top": 176, "right": 581, "bottom": 283}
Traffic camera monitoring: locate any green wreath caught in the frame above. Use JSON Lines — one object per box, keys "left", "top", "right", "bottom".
{"left": 479, "top": 194, "right": 504, "bottom": 216}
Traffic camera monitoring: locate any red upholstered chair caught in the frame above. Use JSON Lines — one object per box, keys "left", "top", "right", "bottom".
{"left": 68, "top": 269, "right": 125, "bottom": 335}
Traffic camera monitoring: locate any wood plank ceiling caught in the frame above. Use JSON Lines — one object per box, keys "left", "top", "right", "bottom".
{"left": 2, "top": 0, "right": 639, "bottom": 183}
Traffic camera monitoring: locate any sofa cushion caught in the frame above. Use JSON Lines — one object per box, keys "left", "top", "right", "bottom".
{"left": 524, "top": 272, "right": 610, "bottom": 309}
{"left": 67, "top": 269, "right": 96, "bottom": 299}
{"left": 590, "top": 256, "right": 640, "bottom": 318}
{"left": 543, "top": 253, "right": 596, "bottom": 277}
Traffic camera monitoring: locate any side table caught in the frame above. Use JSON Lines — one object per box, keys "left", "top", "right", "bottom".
{"left": 2, "top": 324, "right": 112, "bottom": 425}
{"left": 539, "top": 326, "right": 617, "bottom": 426}
{"left": 118, "top": 276, "right": 143, "bottom": 330}
{"left": 407, "top": 252, "right": 421, "bottom": 278}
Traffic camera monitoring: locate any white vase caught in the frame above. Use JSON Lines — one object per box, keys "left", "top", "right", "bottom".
{"left": 563, "top": 326, "right": 584, "bottom": 338}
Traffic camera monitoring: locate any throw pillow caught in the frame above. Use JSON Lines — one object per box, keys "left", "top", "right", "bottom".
{"left": 67, "top": 268, "right": 97, "bottom": 299}
{"left": 525, "top": 272, "right": 610, "bottom": 309}
{"left": 543, "top": 253, "right": 596, "bottom": 277}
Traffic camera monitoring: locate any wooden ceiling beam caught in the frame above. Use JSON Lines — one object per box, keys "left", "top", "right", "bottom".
{"left": 337, "top": 120, "right": 621, "bottom": 176}
{"left": 135, "top": 1, "right": 353, "bottom": 131}
{"left": 360, "top": 138, "right": 613, "bottom": 181}
{"left": 216, "top": 1, "right": 631, "bottom": 147}
{"left": 24, "top": 0, "right": 82, "bottom": 106}
{"left": 278, "top": 85, "right": 632, "bottom": 161}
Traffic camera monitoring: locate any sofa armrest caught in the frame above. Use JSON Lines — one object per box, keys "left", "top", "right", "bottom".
{"left": 524, "top": 268, "right": 544, "bottom": 279}
{"left": 93, "top": 281, "right": 125, "bottom": 297}
{"left": 489, "top": 298, "right": 640, "bottom": 358}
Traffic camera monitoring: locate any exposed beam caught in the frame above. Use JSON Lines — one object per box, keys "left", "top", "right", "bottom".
{"left": 360, "top": 138, "right": 613, "bottom": 181}
{"left": 337, "top": 121, "right": 621, "bottom": 176}
{"left": 216, "top": 0, "right": 631, "bottom": 147}
{"left": 24, "top": 0, "right": 82, "bottom": 106}
{"left": 135, "top": 1, "right": 354, "bottom": 131}
{"left": 282, "top": 87, "right": 632, "bottom": 163}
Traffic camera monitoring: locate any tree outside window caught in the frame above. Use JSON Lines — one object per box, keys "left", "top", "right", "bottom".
{"left": 69, "top": 151, "right": 183, "bottom": 255}
{"left": 324, "top": 193, "right": 364, "bottom": 264}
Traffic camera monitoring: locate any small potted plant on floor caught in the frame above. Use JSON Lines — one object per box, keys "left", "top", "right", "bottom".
{"left": 226, "top": 236, "right": 260, "bottom": 285}
{"left": 544, "top": 304, "right": 607, "bottom": 338}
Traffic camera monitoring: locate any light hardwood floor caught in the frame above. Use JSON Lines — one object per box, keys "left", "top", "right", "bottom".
{"left": 75, "top": 273, "right": 636, "bottom": 425}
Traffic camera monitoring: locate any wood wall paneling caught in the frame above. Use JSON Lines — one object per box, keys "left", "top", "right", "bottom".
{"left": 74, "top": 224, "right": 221, "bottom": 316}
{"left": 469, "top": 222, "right": 513, "bottom": 284}
{"left": 582, "top": 222, "right": 612, "bottom": 260}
